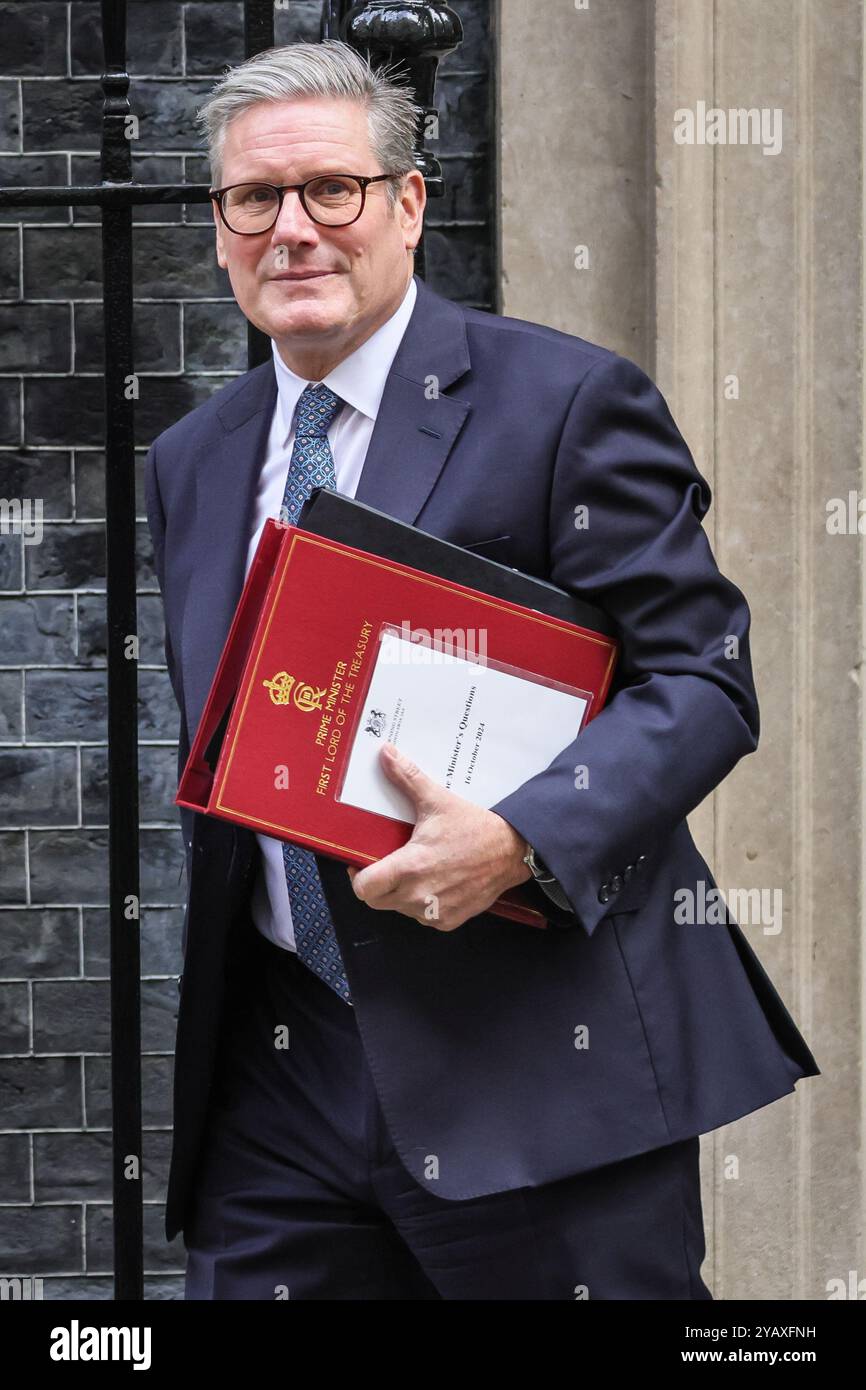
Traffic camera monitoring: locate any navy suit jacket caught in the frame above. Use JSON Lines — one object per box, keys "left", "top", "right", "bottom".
{"left": 145, "top": 272, "right": 819, "bottom": 1243}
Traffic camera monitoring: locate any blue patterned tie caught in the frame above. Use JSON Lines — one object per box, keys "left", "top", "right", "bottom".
{"left": 279, "top": 383, "right": 352, "bottom": 1005}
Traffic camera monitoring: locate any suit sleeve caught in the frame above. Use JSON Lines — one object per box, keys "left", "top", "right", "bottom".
{"left": 489, "top": 352, "right": 760, "bottom": 937}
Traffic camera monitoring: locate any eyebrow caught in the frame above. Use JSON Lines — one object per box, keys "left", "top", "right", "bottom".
{"left": 233, "top": 164, "right": 362, "bottom": 183}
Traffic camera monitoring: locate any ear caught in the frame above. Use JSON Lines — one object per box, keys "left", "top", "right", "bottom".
{"left": 212, "top": 199, "right": 228, "bottom": 271}
{"left": 399, "top": 170, "right": 426, "bottom": 251}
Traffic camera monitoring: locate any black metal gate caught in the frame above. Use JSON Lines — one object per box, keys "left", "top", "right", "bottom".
{"left": 0, "top": 0, "right": 463, "bottom": 1301}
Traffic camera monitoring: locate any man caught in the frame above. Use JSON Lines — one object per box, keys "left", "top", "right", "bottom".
{"left": 144, "top": 39, "right": 819, "bottom": 1300}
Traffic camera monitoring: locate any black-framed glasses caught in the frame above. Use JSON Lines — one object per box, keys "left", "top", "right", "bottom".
{"left": 209, "top": 173, "right": 402, "bottom": 234}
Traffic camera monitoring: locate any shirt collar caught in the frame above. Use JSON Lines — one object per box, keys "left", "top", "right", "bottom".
{"left": 270, "top": 276, "right": 418, "bottom": 446}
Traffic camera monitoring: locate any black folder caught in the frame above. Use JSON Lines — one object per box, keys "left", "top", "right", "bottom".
{"left": 296, "top": 487, "right": 617, "bottom": 638}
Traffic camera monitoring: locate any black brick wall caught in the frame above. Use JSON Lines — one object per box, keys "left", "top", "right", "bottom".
{"left": 0, "top": 0, "right": 496, "bottom": 1300}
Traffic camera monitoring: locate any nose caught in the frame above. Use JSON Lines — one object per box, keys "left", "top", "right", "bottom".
{"left": 269, "top": 188, "right": 320, "bottom": 249}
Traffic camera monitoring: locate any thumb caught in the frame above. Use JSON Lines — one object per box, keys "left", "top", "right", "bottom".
{"left": 378, "top": 742, "right": 440, "bottom": 814}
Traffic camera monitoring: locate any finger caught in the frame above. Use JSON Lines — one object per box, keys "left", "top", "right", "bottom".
{"left": 378, "top": 742, "right": 441, "bottom": 815}
{"left": 350, "top": 848, "right": 407, "bottom": 904}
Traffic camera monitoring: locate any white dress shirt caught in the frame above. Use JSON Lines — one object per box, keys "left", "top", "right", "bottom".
{"left": 244, "top": 275, "right": 418, "bottom": 952}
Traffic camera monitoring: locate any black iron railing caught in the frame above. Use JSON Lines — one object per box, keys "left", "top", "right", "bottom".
{"left": 0, "top": 0, "right": 461, "bottom": 1302}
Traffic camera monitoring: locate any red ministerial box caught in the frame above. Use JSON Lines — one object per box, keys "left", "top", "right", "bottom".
{"left": 177, "top": 518, "right": 620, "bottom": 928}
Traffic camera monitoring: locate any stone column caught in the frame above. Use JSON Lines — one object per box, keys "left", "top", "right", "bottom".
{"left": 498, "top": 0, "right": 862, "bottom": 1299}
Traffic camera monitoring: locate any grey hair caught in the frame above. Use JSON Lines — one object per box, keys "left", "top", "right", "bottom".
{"left": 195, "top": 38, "right": 421, "bottom": 208}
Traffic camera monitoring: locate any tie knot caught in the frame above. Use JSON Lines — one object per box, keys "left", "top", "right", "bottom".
{"left": 294, "top": 382, "right": 343, "bottom": 438}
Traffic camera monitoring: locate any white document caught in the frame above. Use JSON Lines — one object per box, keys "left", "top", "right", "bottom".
{"left": 337, "top": 626, "right": 589, "bottom": 824}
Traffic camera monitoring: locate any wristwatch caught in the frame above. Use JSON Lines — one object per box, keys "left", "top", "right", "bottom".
{"left": 523, "top": 840, "right": 556, "bottom": 883}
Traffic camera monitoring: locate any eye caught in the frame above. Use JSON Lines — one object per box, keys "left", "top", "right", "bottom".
{"left": 309, "top": 176, "right": 356, "bottom": 202}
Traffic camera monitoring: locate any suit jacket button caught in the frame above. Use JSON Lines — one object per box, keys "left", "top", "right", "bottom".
{"left": 598, "top": 885, "right": 611, "bottom": 904}
{"left": 636, "top": 854, "right": 647, "bottom": 870}
{"left": 610, "top": 875, "right": 623, "bottom": 893}
{"left": 623, "top": 864, "right": 635, "bottom": 882}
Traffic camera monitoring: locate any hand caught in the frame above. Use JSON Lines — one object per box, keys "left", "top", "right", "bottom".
{"left": 346, "top": 742, "right": 533, "bottom": 931}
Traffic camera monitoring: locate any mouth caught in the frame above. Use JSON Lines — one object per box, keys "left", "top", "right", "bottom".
{"left": 270, "top": 271, "right": 336, "bottom": 282}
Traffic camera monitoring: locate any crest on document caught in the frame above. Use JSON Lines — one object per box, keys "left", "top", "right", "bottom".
{"left": 364, "top": 708, "right": 387, "bottom": 737}
{"left": 262, "top": 671, "right": 327, "bottom": 712}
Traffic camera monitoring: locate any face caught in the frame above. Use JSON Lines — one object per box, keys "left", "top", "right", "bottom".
{"left": 212, "top": 96, "right": 426, "bottom": 376}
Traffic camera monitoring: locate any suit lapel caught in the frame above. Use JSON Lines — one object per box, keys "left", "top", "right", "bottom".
{"left": 352, "top": 273, "right": 472, "bottom": 522}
